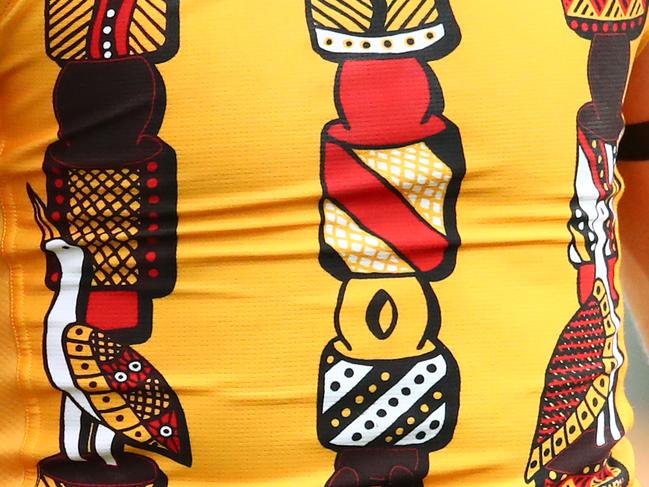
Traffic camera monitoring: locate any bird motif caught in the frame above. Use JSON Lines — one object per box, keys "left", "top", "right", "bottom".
{"left": 27, "top": 184, "right": 191, "bottom": 468}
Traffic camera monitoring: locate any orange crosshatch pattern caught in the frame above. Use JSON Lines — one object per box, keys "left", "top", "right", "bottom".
{"left": 1, "top": 1, "right": 649, "bottom": 486}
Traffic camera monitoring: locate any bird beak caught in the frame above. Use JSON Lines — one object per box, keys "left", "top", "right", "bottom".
{"left": 26, "top": 183, "right": 60, "bottom": 244}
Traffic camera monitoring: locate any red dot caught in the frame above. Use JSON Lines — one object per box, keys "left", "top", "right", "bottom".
{"left": 51, "top": 211, "right": 61, "bottom": 221}
{"left": 622, "top": 22, "right": 627, "bottom": 30}
{"left": 592, "top": 23, "right": 598, "bottom": 32}
{"left": 50, "top": 272, "right": 60, "bottom": 283}
{"left": 54, "top": 179, "right": 64, "bottom": 188}
{"left": 148, "top": 224, "right": 160, "bottom": 232}
{"left": 55, "top": 195, "right": 65, "bottom": 204}
{"left": 149, "top": 212, "right": 159, "bottom": 219}
{"left": 149, "top": 195, "right": 160, "bottom": 204}
{"left": 146, "top": 178, "right": 159, "bottom": 189}
{"left": 640, "top": 17, "right": 644, "bottom": 25}
{"left": 51, "top": 166, "right": 61, "bottom": 175}
{"left": 631, "top": 21, "right": 636, "bottom": 29}
{"left": 148, "top": 269, "right": 160, "bottom": 278}
{"left": 613, "top": 23, "right": 619, "bottom": 31}
{"left": 145, "top": 251, "right": 157, "bottom": 262}
{"left": 147, "top": 162, "right": 159, "bottom": 172}
{"left": 603, "top": 23, "right": 610, "bottom": 32}
{"left": 147, "top": 237, "right": 158, "bottom": 245}
{"left": 581, "top": 22, "right": 589, "bottom": 31}
{"left": 571, "top": 20, "right": 579, "bottom": 29}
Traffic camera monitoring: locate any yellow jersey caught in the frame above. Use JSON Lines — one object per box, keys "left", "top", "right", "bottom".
{"left": 1, "top": 1, "right": 648, "bottom": 486}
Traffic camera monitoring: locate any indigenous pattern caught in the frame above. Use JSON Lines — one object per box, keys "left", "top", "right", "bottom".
{"left": 524, "top": 2, "right": 648, "bottom": 486}
{"left": 32, "top": 1, "right": 188, "bottom": 486}
{"left": 306, "top": 1, "right": 465, "bottom": 485}
{"left": 63, "top": 323, "right": 190, "bottom": 463}
{"left": 562, "top": 0, "right": 647, "bottom": 38}
{"left": 46, "top": 0, "right": 179, "bottom": 64}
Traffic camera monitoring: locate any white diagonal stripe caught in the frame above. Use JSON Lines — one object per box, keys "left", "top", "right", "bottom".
{"left": 397, "top": 403, "right": 445, "bottom": 445}
{"left": 331, "top": 355, "right": 446, "bottom": 446}
{"left": 322, "top": 360, "right": 373, "bottom": 413}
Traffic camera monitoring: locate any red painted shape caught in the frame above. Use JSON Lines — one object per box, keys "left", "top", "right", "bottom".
{"left": 328, "top": 58, "right": 446, "bottom": 146}
{"left": 89, "top": 0, "right": 110, "bottom": 59}
{"left": 115, "top": 0, "right": 137, "bottom": 56}
{"left": 577, "top": 263, "right": 596, "bottom": 304}
{"left": 607, "top": 256, "right": 619, "bottom": 302}
{"left": 86, "top": 291, "right": 139, "bottom": 330}
{"left": 324, "top": 142, "right": 448, "bottom": 272}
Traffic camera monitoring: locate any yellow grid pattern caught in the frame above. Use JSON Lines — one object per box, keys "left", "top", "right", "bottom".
{"left": 67, "top": 168, "right": 141, "bottom": 287}
{"left": 355, "top": 142, "right": 451, "bottom": 234}
{"left": 323, "top": 199, "right": 414, "bottom": 274}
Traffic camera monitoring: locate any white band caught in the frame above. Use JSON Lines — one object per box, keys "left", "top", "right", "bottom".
{"left": 315, "top": 23, "right": 446, "bottom": 56}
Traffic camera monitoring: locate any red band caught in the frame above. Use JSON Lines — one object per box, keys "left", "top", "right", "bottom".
{"left": 324, "top": 141, "right": 448, "bottom": 272}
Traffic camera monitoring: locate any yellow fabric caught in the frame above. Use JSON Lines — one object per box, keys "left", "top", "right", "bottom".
{"left": 0, "top": 1, "right": 647, "bottom": 486}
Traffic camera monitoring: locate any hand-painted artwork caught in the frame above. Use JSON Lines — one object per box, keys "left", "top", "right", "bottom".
{"left": 30, "top": 1, "right": 190, "bottom": 486}
{"left": 305, "top": 1, "right": 465, "bottom": 485}
{"left": 525, "top": 2, "right": 648, "bottom": 486}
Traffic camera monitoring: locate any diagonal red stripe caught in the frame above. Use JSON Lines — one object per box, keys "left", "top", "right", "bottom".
{"left": 323, "top": 141, "right": 448, "bottom": 272}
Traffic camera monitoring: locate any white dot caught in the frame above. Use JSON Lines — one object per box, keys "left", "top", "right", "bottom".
{"left": 128, "top": 361, "right": 142, "bottom": 372}
{"left": 104, "top": 51, "right": 112, "bottom": 59}
{"left": 114, "top": 371, "right": 128, "bottom": 383}
{"left": 106, "top": 8, "right": 116, "bottom": 18}
{"left": 103, "top": 41, "right": 112, "bottom": 49}
{"left": 103, "top": 26, "right": 112, "bottom": 34}
{"left": 160, "top": 425, "right": 173, "bottom": 438}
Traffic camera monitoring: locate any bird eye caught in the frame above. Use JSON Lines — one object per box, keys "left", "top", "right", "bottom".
{"left": 159, "top": 425, "right": 174, "bottom": 438}
{"left": 62, "top": 246, "right": 70, "bottom": 250}
{"left": 114, "top": 371, "right": 128, "bottom": 383}
{"left": 128, "top": 361, "right": 142, "bottom": 372}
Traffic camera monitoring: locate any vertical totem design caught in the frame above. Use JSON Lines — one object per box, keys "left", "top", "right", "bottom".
{"left": 525, "top": 2, "right": 648, "bottom": 486}
{"left": 28, "top": 1, "right": 191, "bottom": 486}
{"left": 43, "top": 0, "right": 180, "bottom": 344}
{"left": 305, "top": 2, "right": 465, "bottom": 485}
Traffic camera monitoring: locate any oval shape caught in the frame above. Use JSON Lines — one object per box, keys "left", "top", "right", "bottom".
{"left": 365, "top": 289, "right": 398, "bottom": 340}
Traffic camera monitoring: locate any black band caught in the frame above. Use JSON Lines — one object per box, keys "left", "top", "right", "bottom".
{"left": 619, "top": 121, "right": 649, "bottom": 160}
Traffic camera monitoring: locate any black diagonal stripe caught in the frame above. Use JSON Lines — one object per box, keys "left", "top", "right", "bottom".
{"left": 129, "top": 32, "right": 148, "bottom": 54}
{"left": 399, "top": 0, "right": 427, "bottom": 30}
{"left": 142, "top": 0, "right": 166, "bottom": 18}
{"left": 69, "top": 45, "right": 88, "bottom": 60}
{"left": 417, "top": 5, "right": 437, "bottom": 26}
{"left": 49, "top": 0, "right": 79, "bottom": 22}
{"left": 131, "top": 18, "right": 163, "bottom": 49}
{"left": 50, "top": 16, "right": 90, "bottom": 54}
{"left": 332, "top": 0, "right": 372, "bottom": 21}
{"left": 49, "top": 5, "right": 92, "bottom": 42}
{"left": 50, "top": 19, "right": 91, "bottom": 55}
{"left": 49, "top": 0, "right": 89, "bottom": 33}
{"left": 311, "top": 5, "right": 348, "bottom": 30}
{"left": 134, "top": 4, "right": 166, "bottom": 36}
{"left": 315, "top": 0, "right": 368, "bottom": 30}
{"left": 386, "top": 0, "right": 409, "bottom": 29}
